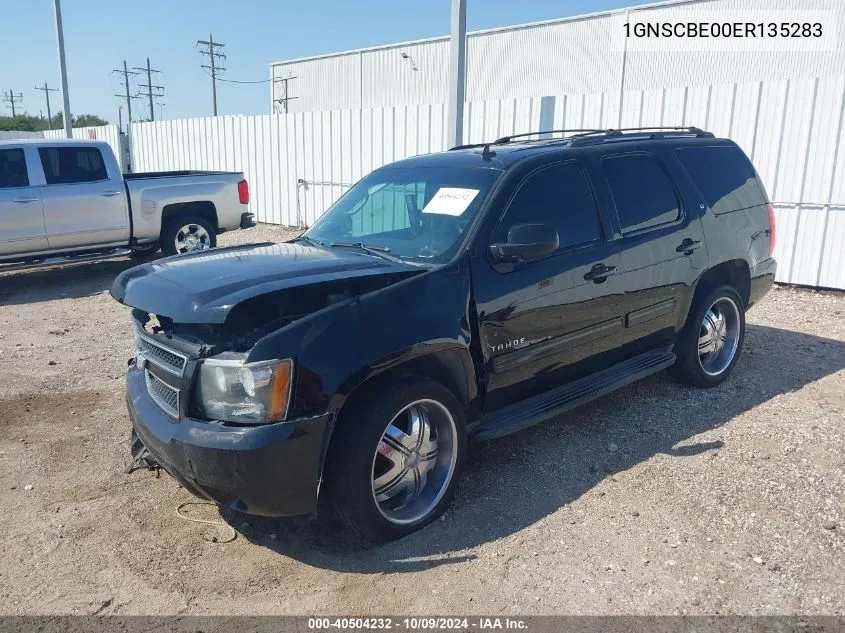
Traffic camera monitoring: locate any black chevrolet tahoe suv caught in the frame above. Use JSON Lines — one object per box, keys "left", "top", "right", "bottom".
{"left": 111, "top": 127, "right": 777, "bottom": 542}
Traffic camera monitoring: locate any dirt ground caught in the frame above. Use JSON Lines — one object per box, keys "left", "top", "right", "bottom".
{"left": 0, "top": 224, "right": 843, "bottom": 615}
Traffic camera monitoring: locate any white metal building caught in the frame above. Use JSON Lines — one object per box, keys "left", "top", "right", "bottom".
{"left": 267, "top": 0, "right": 845, "bottom": 289}
{"left": 270, "top": 0, "right": 844, "bottom": 114}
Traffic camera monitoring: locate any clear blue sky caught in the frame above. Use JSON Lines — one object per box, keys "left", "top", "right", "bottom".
{"left": 1, "top": 0, "right": 634, "bottom": 123}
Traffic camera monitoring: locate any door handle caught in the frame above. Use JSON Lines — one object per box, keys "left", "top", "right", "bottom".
{"left": 676, "top": 238, "right": 703, "bottom": 254}
{"left": 12, "top": 197, "right": 38, "bottom": 203}
{"left": 101, "top": 190, "right": 123, "bottom": 197}
{"left": 584, "top": 263, "right": 617, "bottom": 282}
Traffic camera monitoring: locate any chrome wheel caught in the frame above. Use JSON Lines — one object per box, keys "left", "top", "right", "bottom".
{"left": 174, "top": 223, "right": 211, "bottom": 254}
{"left": 698, "top": 296, "right": 741, "bottom": 376}
{"left": 371, "top": 399, "right": 458, "bottom": 525}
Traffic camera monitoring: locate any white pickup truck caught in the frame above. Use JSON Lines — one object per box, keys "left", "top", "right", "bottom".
{"left": 0, "top": 138, "right": 254, "bottom": 267}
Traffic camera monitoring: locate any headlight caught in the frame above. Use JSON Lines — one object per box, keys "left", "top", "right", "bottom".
{"left": 194, "top": 357, "right": 293, "bottom": 423}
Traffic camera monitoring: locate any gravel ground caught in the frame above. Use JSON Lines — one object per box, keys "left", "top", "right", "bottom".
{"left": 0, "top": 223, "right": 843, "bottom": 615}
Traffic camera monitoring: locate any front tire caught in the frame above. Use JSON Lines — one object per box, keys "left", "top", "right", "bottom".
{"left": 322, "top": 376, "right": 466, "bottom": 542}
{"left": 671, "top": 284, "right": 745, "bottom": 388}
{"left": 161, "top": 216, "right": 216, "bottom": 257}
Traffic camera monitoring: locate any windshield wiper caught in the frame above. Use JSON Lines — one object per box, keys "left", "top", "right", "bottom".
{"left": 329, "top": 241, "right": 406, "bottom": 264}
{"left": 295, "top": 235, "right": 326, "bottom": 247}
{"left": 331, "top": 240, "right": 390, "bottom": 252}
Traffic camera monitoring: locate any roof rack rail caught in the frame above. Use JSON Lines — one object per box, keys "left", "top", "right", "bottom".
{"left": 492, "top": 129, "right": 603, "bottom": 144}
{"left": 448, "top": 126, "right": 714, "bottom": 154}
{"left": 449, "top": 141, "right": 499, "bottom": 160}
{"left": 568, "top": 126, "right": 714, "bottom": 146}
{"left": 449, "top": 142, "right": 489, "bottom": 151}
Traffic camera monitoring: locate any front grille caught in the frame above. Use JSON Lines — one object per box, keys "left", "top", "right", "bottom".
{"left": 135, "top": 330, "right": 188, "bottom": 418}
{"left": 137, "top": 335, "right": 186, "bottom": 375}
{"left": 145, "top": 371, "right": 179, "bottom": 418}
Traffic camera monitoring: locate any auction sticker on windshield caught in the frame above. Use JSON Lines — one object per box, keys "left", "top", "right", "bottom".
{"left": 422, "top": 188, "right": 480, "bottom": 216}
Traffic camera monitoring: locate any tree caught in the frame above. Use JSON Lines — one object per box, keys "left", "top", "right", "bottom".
{"left": 0, "top": 112, "right": 109, "bottom": 132}
{"left": 0, "top": 114, "right": 45, "bottom": 131}
{"left": 72, "top": 113, "right": 108, "bottom": 127}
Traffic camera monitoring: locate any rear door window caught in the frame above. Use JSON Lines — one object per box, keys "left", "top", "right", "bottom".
{"left": 497, "top": 161, "right": 602, "bottom": 251}
{"left": 602, "top": 154, "right": 680, "bottom": 233}
{"left": 677, "top": 145, "right": 767, "bottom": 214}
{"left": 38, "top": 146, "right": 108, "bottom": 185}
{"left": 0, "top": 148, "right": 29, "bottom": 188}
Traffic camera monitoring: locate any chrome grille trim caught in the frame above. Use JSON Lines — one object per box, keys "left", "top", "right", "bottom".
{"left": 134, "top": 327, "right": 189, "bottom": 419}
{"left": 145, "top": 371, "right": 180, "bottom": 418}
{"left": 137, "top": 333, "right": 187, "bottom": 377}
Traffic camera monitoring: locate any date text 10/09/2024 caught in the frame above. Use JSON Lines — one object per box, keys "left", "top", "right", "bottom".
{"left": 307, "top": 617, "right": 528, "bottom": 630}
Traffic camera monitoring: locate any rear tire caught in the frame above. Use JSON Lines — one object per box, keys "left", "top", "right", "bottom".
{"left": 671, "top": 284, "right": 745, "bottom": 388}
{"left": 161, "top": 216, "right": 216, "bottom": 257}
{"left": 321, "top": 376, "right": 466, "bottom": 543}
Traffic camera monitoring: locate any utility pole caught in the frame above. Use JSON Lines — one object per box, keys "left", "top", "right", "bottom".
{"left": 2, "top": 90, "right": 23, "bottom": 116}
{"left": 34, "top": 83, "right": 58, "bottom": 125}
{"left": 196, "top": 34, "right": 226, "bottom": 116}
{"left": 133, "top": 57, "right": 164, "bottom": 121}
{"left": 53, "top": 0, "right": 72, "bottom": 137}
{"left": 447, "top": 0, "right": 467, "bottom": 148}
{"left": 112, "top": 60, "right": 140, "bottom": 123}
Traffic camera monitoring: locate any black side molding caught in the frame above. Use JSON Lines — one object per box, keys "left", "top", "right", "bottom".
{"left": 626, "top": 299, "right": 676, "bottom": 328}
{"left": 473, "top": 348, "right": 676, "bottom": 441}
{"left": 493, "top": 317, "right": 623, "bottom": 373}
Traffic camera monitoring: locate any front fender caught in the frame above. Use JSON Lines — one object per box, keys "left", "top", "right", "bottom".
{"left": 247, "top": 255, "right": 479, "bottom": 420}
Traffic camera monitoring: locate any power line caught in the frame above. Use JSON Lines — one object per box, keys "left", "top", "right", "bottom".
{"left": 196, "top": 33, "right": 226, "bottom": 116}
{"left": 111, "top": 60, "right": 141, "bottom": 124}
{"left": 216, "top": 76, "right": 272, "bottom": 84}
{"left": 198, "top": 68, "right": 293, "bottom": 85}
{"left": 34, "top": 82, "right": 58, "bottom": 125}
{"left": 133, "top": 57, "right": 164, "bottom": 121}
{"left": 2, "top": 89, "right": 23, "bottom": 116}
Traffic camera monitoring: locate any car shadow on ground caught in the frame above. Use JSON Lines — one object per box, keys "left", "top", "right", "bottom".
{"left": 0, "top": 255, "right": 161, "bottom": 306}
{"left": 229, "top": 323, "right": 843, "bottom": 573}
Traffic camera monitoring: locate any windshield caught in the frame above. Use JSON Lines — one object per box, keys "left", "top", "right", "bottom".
{"left": 304, "top": 166, "right": 501, "bottom": 263}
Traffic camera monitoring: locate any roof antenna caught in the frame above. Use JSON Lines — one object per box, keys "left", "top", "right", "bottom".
{"left": 481, "top": 143, "right": 495, "bottom": 160}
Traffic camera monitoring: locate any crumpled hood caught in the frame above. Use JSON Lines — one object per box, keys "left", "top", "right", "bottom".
{"left": 110, "top": 242, "right": 419, "bottom": 323}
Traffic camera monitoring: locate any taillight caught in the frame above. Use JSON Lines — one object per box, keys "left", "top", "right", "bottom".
{"left": 766, "top": 202, "right": 776, "bottom": 256}
{"left": 238, "top": 179, "right": 250, "bottom": 205}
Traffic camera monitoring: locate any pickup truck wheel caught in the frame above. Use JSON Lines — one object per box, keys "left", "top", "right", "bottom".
{"left": 161, "top": 216, "right": 216, "bottom": 256}
{"left": 322, "top": 377, "right": 466, "bottom": 542}
{"left": 671, "top": 284, "right": 745, "bottom": 388}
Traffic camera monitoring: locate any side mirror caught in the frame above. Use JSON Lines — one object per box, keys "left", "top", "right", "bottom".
{"left": 489, "top": 223, "right": 559, "bottom": 263}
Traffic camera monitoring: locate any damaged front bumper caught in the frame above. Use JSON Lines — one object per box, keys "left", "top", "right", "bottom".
{"left": 126, "top": 366, "right": 331, "bottom": 517}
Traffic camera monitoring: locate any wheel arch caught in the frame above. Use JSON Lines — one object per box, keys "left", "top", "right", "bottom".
{"left": 329, "top": 345, "right": 478, "bottom": 422}
{"left": 161, "top": 201, "right": 219, "bottom": 233}
{"left": 317, "top": 346, "right": 478, "bottom": 475}
{"left": 694, "top": 259, "right": 751, "bottom": 309}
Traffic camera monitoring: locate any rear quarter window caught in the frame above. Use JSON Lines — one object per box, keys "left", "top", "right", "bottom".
{"left": 676, "top": 145, "right": 767, "bottom": 214}
{"left": 38, "top": 146, "right": 108, "bottom": 185}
